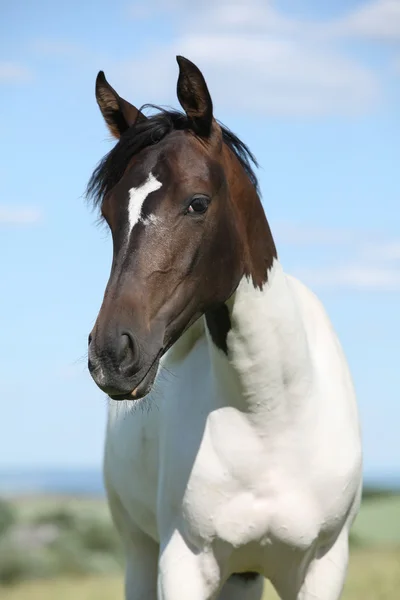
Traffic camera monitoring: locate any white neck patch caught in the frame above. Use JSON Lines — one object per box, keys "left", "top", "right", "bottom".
{"left": 128, "top": 172, "right": 162, "bottom": 234}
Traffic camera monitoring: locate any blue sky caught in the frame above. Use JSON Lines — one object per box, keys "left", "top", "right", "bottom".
{"left": 1, "top": 0, "right": 399, "bottom": 477}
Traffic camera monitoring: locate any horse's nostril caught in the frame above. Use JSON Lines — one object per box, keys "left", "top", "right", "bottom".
{"left": 118, "top": 332, "right": 137, "bottom": 373}
{"left": 88, "top": 329, "right": 139, "bottom": 382}
{"left": 120, "top": 333, "right": 132, "bottom": 357}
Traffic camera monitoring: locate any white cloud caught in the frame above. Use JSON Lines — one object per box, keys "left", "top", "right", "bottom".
{"left": 362, "top": 241, "right": 400, "bottom": 262}
{"left": 0, "top": 62, "right": 33, "bottom": 84}
{"left": 116, "top": 0, "right": 383, "bottom": 116}
{"left": 179, "top": 35, "right": 378, "bottom": 116}
{"left": 0, "top": 206, "right": 42, "bottom": 225}
{"left": 330, "top": 0, "right": 400, "bottom": 41}
{"left": 297, "top": 264, "right": 400, "bottom": 291}
{"left": 162, "top": 0, "right": 400, "bottom": 41}
{"left": 277, "top": 222, "right": 400, "bottom": 291}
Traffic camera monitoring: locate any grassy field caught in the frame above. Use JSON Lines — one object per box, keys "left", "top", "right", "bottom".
{"left": 1, "top": 493, "right": 399, "bottom": 599}
{"left": 350, "top": 495, "right": 400, "bottom": 545}
{"left": 1, "top": 547, "right": 399, "bottom": 600}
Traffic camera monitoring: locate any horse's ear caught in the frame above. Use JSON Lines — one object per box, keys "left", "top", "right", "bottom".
{"left": 176, "top": 56, "right": 216, "bottom": 139}
{"left": 95, "top": 71, "right": 146, "bottom": 139}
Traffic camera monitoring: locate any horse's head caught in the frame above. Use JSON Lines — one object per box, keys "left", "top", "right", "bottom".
{"left": 87, "top": 56, "right": 275, "bottom": 400}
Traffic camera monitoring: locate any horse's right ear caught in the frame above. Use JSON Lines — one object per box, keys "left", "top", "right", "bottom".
{"left": 95, "top": 71, "right": 146, "bottom": 139}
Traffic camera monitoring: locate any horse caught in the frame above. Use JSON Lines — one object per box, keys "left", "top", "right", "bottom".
{"left": 86, "top": 56, "right": 362, "bottom": 600}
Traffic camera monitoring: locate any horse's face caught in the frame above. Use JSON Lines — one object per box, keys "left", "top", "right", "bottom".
{"left": 88, "top": 58, "right": 245, "bottom": 400}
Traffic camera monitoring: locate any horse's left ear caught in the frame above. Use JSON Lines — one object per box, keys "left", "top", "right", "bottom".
{"left": 95, "top": 71, "right": 146, "bottom": 139}
{"left": 176, "top": 56, "right": 218, "bottom": 139}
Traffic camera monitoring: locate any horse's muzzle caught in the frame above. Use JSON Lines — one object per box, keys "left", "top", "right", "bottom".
{"left": 88, "top": 328, "right": 162, "bottom": 400}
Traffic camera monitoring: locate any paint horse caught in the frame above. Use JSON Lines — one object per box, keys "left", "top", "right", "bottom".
{"left": 87, "top": 56, "right": 362, "bottom": 600}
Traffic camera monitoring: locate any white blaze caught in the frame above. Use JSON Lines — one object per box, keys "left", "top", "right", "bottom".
{"left": 128, "top": 172, "right": 162, "bottom": 234}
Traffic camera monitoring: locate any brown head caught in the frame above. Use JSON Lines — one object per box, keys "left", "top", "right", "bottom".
{"left": 87, "top": 56, "right": 276, "bottom": 400}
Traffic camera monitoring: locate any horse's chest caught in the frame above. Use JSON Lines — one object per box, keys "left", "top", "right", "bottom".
{"left": 157, "top": 405, "right": 321, "bottom": 554}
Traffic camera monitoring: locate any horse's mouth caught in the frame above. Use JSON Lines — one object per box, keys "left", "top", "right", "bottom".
{"left": 108, "top": 351, "right": 162, "bottom": 401}
{"left": 107, "top": 316, "right": 193, "bottom": 401}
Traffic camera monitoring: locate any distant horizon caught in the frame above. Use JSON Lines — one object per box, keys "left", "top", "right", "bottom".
{"left": 1, "top": 465, "right": 399, "bottom": 489}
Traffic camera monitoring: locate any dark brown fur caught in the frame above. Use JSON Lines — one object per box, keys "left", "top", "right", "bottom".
{"left": 87, "top": 56, "right": 277, "bottom": 398}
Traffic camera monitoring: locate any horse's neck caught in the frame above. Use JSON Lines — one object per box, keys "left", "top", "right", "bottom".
{"left": 206, "top": 260, "right": 313, "bottom": 420}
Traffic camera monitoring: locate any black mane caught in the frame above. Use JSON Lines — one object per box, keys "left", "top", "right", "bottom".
{"left": 86, "top": 106, "right": 259, "bottom": 209}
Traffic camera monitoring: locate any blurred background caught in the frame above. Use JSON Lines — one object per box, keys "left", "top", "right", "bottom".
{"left": 0, "top": 1, "right": 399, "bottom": 598}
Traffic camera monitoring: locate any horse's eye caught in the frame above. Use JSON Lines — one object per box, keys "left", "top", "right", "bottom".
{"left": 188, "top": 195, "right": 210, "bottom": 214}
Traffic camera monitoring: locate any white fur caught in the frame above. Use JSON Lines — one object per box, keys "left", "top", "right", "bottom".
{"left": 103, "top": 260, "right": 362, "bottom": 600}
{"left": 128, "top": 172, "right": 162, "bottom": 233}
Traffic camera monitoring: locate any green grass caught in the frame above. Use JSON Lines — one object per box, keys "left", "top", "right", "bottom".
{"left": 351, "top": 495, "right": 400, "bottom": 545}
{"left": 1, "top": 493, "right": 399, "bottom": 597}
{"left": 1, "top": 548, "right": 399, "bottom": 599}
{"left": 10, "top": 496, "right": 109, "bottom": 522}
{"left": 0, "top": 496, "right": 123, "bottom": 585}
